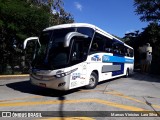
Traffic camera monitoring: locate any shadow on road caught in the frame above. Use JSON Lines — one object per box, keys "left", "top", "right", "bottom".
{"left": 130, "top": 72, "right": 160, "bottom": 83}
{"left": 6, "top": 80, "right": 80, "bottom": 97}
{"left": 5, "top": 77, "right": 117, "bottom": 98}
{"left": 6, "top": 72, "right": 159, "bottom": 98}
{"left": 6, "top": 80, "right": 74, "bottom": 118}
{"left": 58, "top": 96, "right": 65, "bottom": 119}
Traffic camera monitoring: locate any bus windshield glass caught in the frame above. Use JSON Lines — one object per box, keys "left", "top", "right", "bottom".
{"left": 32, "top": 27, "right": 94, "bottom": 70}
{"left": 32, "top": 28, "right": 75, "bottom": 69}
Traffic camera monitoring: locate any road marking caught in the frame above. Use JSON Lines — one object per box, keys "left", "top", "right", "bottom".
{"left": 0, "top": 96, "right": 43, "bottom": 102}
{"left": 0, "top": 98, "right": 148, "bottom": 111}
{"left": 105, "top": 90, "right": 160, "bottom": 109}
{"left": 0, "top": 74, "right": 29, "bottom": 78}
{"left": 79, "top": 89, "right": 160, "bottom": 109}
{"left": 38, "top": 117, "right": 95, "bottom": 120}
{"left": 92, "top": 99, "right": 147, "bottom": 111}
{"left": 105, "top": 91, "right": 144, "bottom": 103}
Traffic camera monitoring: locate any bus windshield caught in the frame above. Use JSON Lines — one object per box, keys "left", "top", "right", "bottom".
{"left": 32, "top": 28, "right": 75, "bottom": 69}
{"left": 32, "top": 27, "right": 94, "bottom": 70}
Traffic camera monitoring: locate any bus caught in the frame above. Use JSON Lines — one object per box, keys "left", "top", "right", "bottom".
{"left": 24, "top": 23, "right": 134, "bottom": 90}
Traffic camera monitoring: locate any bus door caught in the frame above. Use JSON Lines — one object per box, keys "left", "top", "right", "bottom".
{"left": 69, "top": 37, "right": 89, "bottom": 89}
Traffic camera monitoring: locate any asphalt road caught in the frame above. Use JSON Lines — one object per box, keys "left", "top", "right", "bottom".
{"left": 0, "top": 73, "right": 160, "bottom": 120}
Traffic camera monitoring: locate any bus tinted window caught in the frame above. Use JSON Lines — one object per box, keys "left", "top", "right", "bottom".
{"left": 71, "top": 37, "right": 91, "bottom": 65}
{"left": 125, "top": 47, "right": 134, "bottom": 57}
{"left": 112, "top": 40, "right": 125, "bottom": 56}
{"left": 77, "top": 27, "right": 94, "bottom": 38}
{"left": 90, "top": 33, "right": 105, "bottom": 53}
{"left": 104, "top": 37, "right": 113, "bottom": 53}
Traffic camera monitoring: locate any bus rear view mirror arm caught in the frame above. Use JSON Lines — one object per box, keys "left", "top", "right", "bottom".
{"left": 64, "top": 32, "right": 88, "bottom": 47}
{"left": 23, "top": 37, "right": 41, "bottom": 49}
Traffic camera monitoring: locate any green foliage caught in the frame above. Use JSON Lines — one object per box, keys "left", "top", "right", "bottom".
{"left": 0, "top": 0, "right": 74, "bottom": 74}
{"left": 124, "top": 23, "right": 160, "bottom": 52}
{"left": 134, "top": 0, "right": 160, "bottom": 23}
{"left": 141, "top": 23, "right": 160, "bottom": 74}
{"left": 124, "top": 22, "right": 160, "bottom": 74}
{"left": 140, "top": 22, "right": 160, "bottom": 45}
{"left": 123, "top": 0, "right": 160, "bottom": 74}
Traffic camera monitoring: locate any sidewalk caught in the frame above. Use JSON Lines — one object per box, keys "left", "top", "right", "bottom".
{"left": 0, "top": 74, "right": 29, "bottom": 80}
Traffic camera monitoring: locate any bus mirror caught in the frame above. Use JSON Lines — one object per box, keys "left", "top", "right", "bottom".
{"left": 64, "top": 32, "right": 88, "bottom": 47}
{"left": 23, "top": 37, "right": 40, "bottom": 49}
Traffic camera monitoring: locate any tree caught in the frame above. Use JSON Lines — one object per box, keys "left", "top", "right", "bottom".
{"left": 139, "top": 22, "right": 160, "bottom": 74}
{"left": 26, "top": 0, "right": 74, "bottom": 25}
{"left": 0, "top": 0, "right": 74, "bottom": 74}
{"left": 0, "top": 0, "right": 51, "bottom": 74}
{"left": 134, "top": 0, "right": 160, "bottom": 23}
{"left": 140, "top": 22, "right": 160, "bottom": 45}
{"left": 47, "top": 0, "right": 74, "bottom": 25}
{"left": 124, "top": 22, "right": 160, "bottom": 74}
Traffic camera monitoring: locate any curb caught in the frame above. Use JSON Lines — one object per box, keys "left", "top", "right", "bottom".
{"left": 0, "top": 74, "right": 29, "bottom": 80}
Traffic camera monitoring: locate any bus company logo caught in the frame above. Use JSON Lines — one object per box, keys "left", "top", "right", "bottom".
{"left": 91, "top": 55, "right": 101, "bottom": 61}
{"left": 102, "top": 55, "right": 110, "bottom": 62}
{"left": 72, "top": 73, "right": 80, "bottom": 80}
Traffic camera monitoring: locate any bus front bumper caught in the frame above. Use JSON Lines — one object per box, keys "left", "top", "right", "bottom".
{"left": 30, "top": 74, "right": 71, "bottom": 91}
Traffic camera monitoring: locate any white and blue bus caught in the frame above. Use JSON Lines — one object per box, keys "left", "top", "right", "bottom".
{"left": 24, "top": 23, "right": 134, "bottom": 90}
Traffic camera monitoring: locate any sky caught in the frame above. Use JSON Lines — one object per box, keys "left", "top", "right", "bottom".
{"left": 63, "top": 0, "right": 148, "bottom": 38}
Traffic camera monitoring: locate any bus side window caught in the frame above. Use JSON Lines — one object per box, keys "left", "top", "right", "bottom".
{"left": 129, "top": 48, "right": 134, "bottom": 57}
{"left": 91, "top": 42, "right": 99, "bottom": 51}
{"left": 71, "top": 38, "right": 90, "bottom": 64}
{"left": 119, "top": 45, "right": 125, "bottom": 56}
{"left": 125, "top": 48, "right": 129, "bottom": 57}
{"left": 105, "top": 37, "right": 113, "bottom": 53}
{"left": 112, "top": 42, "right": 120, "bottom": 55}
{"left": 113, "top": 46, "right": 119, "bottom": 54}
{"left": 71, "top": 40, "right": 85, "bottom": 61}
{"left": 112, "top": 40, "right": 126, "bottom": 56}
{"left": 90, "top": 32, "right": 105, "bottom": 53}
{"left": 125, "top": 47, "right": 134, "bottom": 57}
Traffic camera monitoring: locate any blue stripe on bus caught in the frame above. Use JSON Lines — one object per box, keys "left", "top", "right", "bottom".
{"left": 102, "top": 55, "right": 134, "bottom": 63}
{"left": 112, "top": 63, "right": 124, "bottom": 76}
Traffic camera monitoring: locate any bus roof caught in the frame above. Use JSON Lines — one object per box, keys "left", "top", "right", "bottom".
{"left": 44, "top": 23, "right": 96, "bottom": 31}
{"left": 44, "top": 23, "right": 133, "bottom": 49}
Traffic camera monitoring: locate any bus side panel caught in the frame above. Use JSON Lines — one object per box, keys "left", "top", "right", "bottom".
{"left": 69, "top": 62, "right": 88, "bottom": 89}
{"left": 86, "top": 53, "right": 114, "bottom": 82}
{"left": 124, "top": 56, "right": 134, "bottom": 75}
{"left": 112, "top": 62, "right": 124, "bottom": 76}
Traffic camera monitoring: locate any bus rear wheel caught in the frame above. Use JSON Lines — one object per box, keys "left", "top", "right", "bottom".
{"left": 85, "top": 72, "right": 98, "bottom": 89}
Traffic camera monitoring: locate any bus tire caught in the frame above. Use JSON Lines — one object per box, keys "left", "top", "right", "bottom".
{"left": 125, "top": 68, "right": 129, "bottom": 78}
{"left": 85, "top": 72, "right": 98, "bottom": 89}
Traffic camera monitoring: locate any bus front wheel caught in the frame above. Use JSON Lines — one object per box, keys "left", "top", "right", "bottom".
{"left": 85, "top": 72, "right": 98, "bottom": 89}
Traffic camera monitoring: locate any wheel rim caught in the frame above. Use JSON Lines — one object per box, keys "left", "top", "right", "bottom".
{"left": 89, "top": 75, "right": 96, "bottom": 87}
